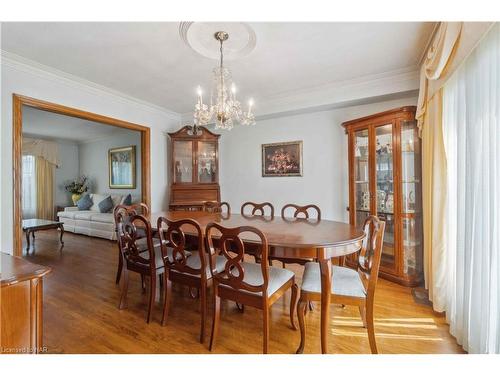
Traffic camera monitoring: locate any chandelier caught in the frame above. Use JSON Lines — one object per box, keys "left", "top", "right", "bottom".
{"left": 193, "top": 31, "right": 256, "bottom": 130}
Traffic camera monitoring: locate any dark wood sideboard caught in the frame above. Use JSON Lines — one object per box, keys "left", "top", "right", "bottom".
{"left": 0, "top": 252, "right": 51, "bottom": 354}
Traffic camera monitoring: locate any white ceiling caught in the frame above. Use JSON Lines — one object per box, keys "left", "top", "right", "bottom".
{"left": 22, "top": 106, "right": 138, "bottom": 143}
{"left": 1, "top": 22, "right": 435, "bottom": 115}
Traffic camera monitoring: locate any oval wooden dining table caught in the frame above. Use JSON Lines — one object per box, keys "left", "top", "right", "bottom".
{"left": 149, "top": 210, "right": 366, "bottom": 354}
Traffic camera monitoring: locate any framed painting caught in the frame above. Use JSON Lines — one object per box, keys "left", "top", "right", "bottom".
{"left": 262, "top": 141, "right": 303, "bottom": 177}
{"left": 109, "top": 145, "right": 136, "bottom": 188}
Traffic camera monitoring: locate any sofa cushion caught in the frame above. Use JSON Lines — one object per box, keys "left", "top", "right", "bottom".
{"left": 77, "top": 195, "right": 93, "bottom": 210}
{"left": 90, "top": 194, "right": 107, "bottom": 211}
{"left": 58, "top": 210, "right": 80, "bottom": 220}
{"left": 98, "top": 195, "right": 114, "bottom": 213}
{"left": 89, "top": 212, "right": 115, "bottom": 224}
{"left": 110, "top": 195, "right": 124, "bottom": 208}
{"left": 122, "top": 193, "right": 132, "bottom": 206}
{"left": 74, "top": 211, "right": 94, "bottom": 220}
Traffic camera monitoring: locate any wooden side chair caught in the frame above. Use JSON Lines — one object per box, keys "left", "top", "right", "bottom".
{"left": 269, "top": 203, "right": 321, "bottom": 268}
{"left": 114, "top": 203, "right": 151, "bottom": 285}
{"left": 157, "top": 217, "right": 225, "bottom": 343}
{"left": 240, "top": 202, "right": 275, "bottom": 263}
{"left": 205, "top": 222, "right": 299, "bottom": 354}
{"left": 296, "top": 215, "right": 386, "bottom": 354}
{"left": 240, "top": 201, "right": 275, "bottom": 219}
{"left": 116, "top": 212, "right": 164, "bottom": 323}
{"left": 203, "top": 201, "right": 231, "bottom": 214}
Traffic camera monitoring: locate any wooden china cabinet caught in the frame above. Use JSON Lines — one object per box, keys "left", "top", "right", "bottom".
{"left": 343, "top": 106, "right": 423, "bottom": 286}
{"left": 168, "top": 125, "right": 221, "bottom": 211}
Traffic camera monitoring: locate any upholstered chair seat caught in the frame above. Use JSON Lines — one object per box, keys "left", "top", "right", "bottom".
{"left": 300, "top": 263, "right": 366, "bottom": 298}
{"left": 170, "top": 252, "right": 226, "bottom": 278}
{"left": 219, "top": 262, "right": 295, "bottom": 297}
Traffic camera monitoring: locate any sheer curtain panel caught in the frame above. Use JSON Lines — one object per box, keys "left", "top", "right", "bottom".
{"left": 442, "top": 23, "right": 500, "bottom": 354}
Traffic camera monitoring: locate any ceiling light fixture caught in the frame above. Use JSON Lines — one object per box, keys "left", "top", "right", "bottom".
{"left": 193, "top": 31, "right": 255, "bottom": 130}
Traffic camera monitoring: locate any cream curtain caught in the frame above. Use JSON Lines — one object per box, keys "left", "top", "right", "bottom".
{"left": 417, "top": 22, "right": 462, "bottom": 306}
{"left": 35, "top": 156, "right": 55, "bottom": 220}
{"left": 23, "top": 137, "right": 60, "bottom": 166}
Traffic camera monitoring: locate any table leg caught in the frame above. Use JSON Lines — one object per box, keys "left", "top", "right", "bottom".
{"left": 319, "top": 256, "right": 332, "bottom": 354}
{"left": 59, "top": 224, "right": 65, "bottom": 245}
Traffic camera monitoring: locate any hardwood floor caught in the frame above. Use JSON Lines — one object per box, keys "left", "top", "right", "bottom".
{"left": 22, "top": 229, "right": 464, "bottom": 354}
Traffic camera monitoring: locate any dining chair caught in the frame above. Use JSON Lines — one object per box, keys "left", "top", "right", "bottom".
{"left": 157, "top": 217, "right": 225, "bottom": 343}
{"left": 240, "top": 201, "right": 275, "bottom": 219}
{"left": 269, "top": 203, "right": 321, "bottom": 268}
{"left": 205, "top": 222, "right": 299, "bottom": 354}
{"left": 203, "top": 201, "right": 231, "bottom": 214}
{"left": 116, "top": 211, "right": 164, "bottom": 323}
{"left": 240, "top": 202, "right": 275, "bottom": 263}
{"left": 296, "top": 215, "right": 385, "bottom": 354}
{"left": 114, "top": 203, "right": 151, "bottom": 285}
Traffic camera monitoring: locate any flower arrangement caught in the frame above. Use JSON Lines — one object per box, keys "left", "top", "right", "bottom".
{"left": 64, "top": 176, "right": 89, "bottom": 194}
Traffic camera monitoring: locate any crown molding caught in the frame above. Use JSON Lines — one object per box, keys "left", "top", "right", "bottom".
{"left": 181, "top": 65, "right": 420, "bottom": 121}
{"left": 1, "top": 50, "right": 182, "bottom": 121}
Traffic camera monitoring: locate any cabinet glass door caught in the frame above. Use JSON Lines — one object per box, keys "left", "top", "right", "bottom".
{"left": 353, "top": 129, "right": 371, "bottom": 229}
{"left": 173, "top": 140, "right": 193, "bottom": 183}
{"left": 401, "top": 120, "right": 422, "bottom": 276}
{"left": 197, "top": 141, "right": 217, "bottom": 183}
{"left": 375, "top": 124, "right": 396, "bottom": 270}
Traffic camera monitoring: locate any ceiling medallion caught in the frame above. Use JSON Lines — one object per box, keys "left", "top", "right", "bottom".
{"left": 191, "top": 29, "right": 256, "bottom": 130}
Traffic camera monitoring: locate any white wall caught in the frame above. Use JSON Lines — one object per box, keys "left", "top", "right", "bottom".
{"left": 54, "top": 140, "right": 79, "bottom": 206}
{"left": 79, "top": 131, "right": 142, "bottom": 197}
{"left": 1, "top": 58, "right": 181, "bottom": 254}
{"left": 219, "top": 97, "right": 417, "bottom": 222}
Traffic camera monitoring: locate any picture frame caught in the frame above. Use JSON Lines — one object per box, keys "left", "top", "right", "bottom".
{"left": 262, "top": 141, "right": 303, "bottom": 177}
{"left": 108, "top": 145, "right": 136, "bottom": 189}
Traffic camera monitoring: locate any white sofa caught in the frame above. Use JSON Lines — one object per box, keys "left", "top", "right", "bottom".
{"left": 57, "top": 193, "right": 139, "bottom": 240}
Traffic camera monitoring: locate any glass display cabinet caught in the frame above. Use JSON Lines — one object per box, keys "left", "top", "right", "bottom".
{"left": 168, "top": 125, "right": 220, "bottom": 210}
{"left": 343, "top": 107, "right": 423, "bottom": 286}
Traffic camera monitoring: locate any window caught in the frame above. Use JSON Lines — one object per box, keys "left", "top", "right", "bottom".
{"left": 22, "top": 155, "right": 37, "bottom": 219}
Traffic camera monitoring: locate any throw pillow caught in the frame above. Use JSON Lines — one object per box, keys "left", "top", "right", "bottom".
{"left": 122, "top": 193, "right": 132, "bottom": 206}
{"left": 76, "top": 194, "right": 93, "bottom": 210}
{"left": 98, "top": 195, "right": 114, "bottom": 213}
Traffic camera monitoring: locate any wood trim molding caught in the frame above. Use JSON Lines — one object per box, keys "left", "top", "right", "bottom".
{"left": 12, "top": 94, "right": 151, "bottom": 256}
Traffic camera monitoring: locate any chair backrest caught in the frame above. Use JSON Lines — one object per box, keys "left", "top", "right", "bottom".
{"left": 203, "top": 201, "right": 231, "bottom": 214}
{"left": 240, "top": 201, "right": 275, "bottom": 219}
{"left": 205, "top": 222, "right": 270, "bottom": 296}
{"left": 157, "top": 217, "right": 206, "bottom": 278}
{"left": 357, "top": 215, "right": 386, "bottom": 298}
{"left": 281, "top": 203, "right": 321, "bottom": 221}
{"left": 115, "top": 210, "right": 156, "bottom": 270}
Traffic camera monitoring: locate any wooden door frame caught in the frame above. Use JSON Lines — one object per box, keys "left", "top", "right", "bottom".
{"left": 12, "top": 94, "right": 151, "bottom": 256}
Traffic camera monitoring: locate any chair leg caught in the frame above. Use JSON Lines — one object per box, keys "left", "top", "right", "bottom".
{"left": 282, "top": 261, "right": 286, "bottom": 269}
{"left": 115, "top": 250, "right": 123, "bottom": 284}
{"left": 366, "top": 304, "right": 377, "bottom": 354}
{"left": 296, "top": 299, "right": 308, "bottom": 354}
{"left": 308, "top": 301, "right": 314, "bottom": 311}
{"left": 118, "top": 268, "right": 129, "bottom": 309}
{"left": 209, "top": 288, "right": 221, "bottom": 351}
{"left": 290, "top": 283, "right": 299, "bottom": 330}
{"left": 161, "top": 274, "right": 172, "bottom": 326}
{"left": 146, "top": 274, "right": 156, "bottom": 324}
{"left": 263, "top": 304, "right": 269, "bottom": 354}
{"left": 359, "top": 305, "right": 367, "bottom": 328}
{"left": 236, "top": 302, "right": 245, "bottom": 312}
{"left": 159, "top": 274, "right": 164, "bottom": 290}
{"left": 199, "top": 284, "right": 207, "bottom": 344}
